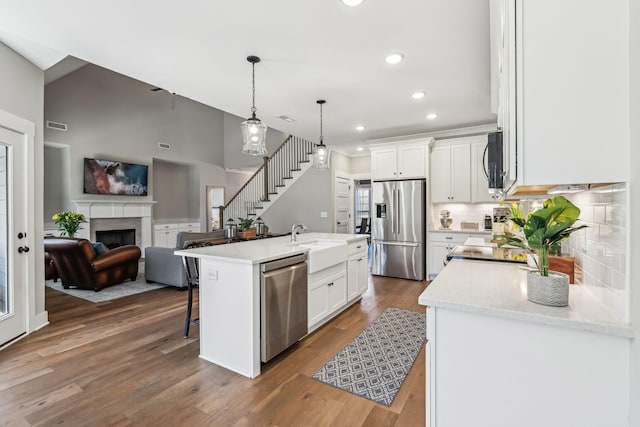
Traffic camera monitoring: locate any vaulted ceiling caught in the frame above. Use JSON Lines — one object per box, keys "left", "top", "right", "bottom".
{"left": 0, "top": 0, "right": 496, "bottom": 155}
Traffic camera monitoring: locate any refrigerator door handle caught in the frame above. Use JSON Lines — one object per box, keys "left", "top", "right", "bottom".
{"left": 373, "top": 241, "right": 419, "bottom": 248}
{"left": 396, "top": 188, "right": 401, "bottom": 235}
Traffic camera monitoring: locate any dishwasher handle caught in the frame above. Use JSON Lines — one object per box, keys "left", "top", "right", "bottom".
{"left": 261, "top": 253, "right": 307, "bottom": 272}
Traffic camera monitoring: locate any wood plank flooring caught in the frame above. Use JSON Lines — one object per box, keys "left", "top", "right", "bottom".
{"left": 0, "top": 276, "right": 428, "bottom": 426}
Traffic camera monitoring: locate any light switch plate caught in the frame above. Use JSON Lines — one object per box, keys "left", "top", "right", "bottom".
{"left": 207, "top": 270, "right": 218, "bottom": 280}
{"left": 320, "top": 211, "right": 328, "bottom": 218}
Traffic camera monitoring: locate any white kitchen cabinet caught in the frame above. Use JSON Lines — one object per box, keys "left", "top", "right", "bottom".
{"left": 471, "top": 140, "right": 502, "bottom": 203}
{"left": 430, "top": 143, "right": 471, "bottom": 203}
{"left": 428, "top": 232, "right": 468, "bottom": 279}
{"left": 153, "top": 222, "right": 202, "bottom": 247}
{"left": 153, "top": 224, "right": 179, "bottom": 248}
{"left": 347, "top": 241, "right": 368, "bottom": 301}
{"left": 493, "top": 0, "right": 629, "bottom": 189}
{"left": 370, "top": 140, "right": 432, "bottom": 180}
{"left": 308, "top": 263, "right": 347, "bottom": 330}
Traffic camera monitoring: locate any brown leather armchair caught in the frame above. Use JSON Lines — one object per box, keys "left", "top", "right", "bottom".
{"left": 44, "top": 238, "right": 141, "bottom": 292}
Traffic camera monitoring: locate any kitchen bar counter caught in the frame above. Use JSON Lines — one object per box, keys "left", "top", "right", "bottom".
{"left": 175, "top": 232, "right": 364, "bottom": 264}
{"left": 176, "top": 232, "right": 368, "bottom": 378}
{"left": 419, "top": 259, "right": 632, "bottom": 337}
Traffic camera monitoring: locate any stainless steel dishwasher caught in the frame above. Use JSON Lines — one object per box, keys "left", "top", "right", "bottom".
{"left": 260, "top": 254, "right": 308, "bottom": 362}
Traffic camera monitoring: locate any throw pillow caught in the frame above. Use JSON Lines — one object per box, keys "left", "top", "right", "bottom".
{"left": 91, "top": 242, "right": 108, "bottom": 255}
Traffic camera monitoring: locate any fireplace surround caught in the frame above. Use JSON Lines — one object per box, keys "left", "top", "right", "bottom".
{"left": 72, "top": 200, "right": 156, "bottom": 256}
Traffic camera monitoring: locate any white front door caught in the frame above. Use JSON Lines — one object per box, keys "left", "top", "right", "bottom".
{"left": 0, "top": 126, "right": 28, "bottom": 347}
{"left": 335, "top": 175, "right": 350, "bottom": 233}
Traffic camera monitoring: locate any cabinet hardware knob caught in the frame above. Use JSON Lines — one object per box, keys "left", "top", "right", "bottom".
{"left": 328, "top": 282, "right": 334, "bottom": 287}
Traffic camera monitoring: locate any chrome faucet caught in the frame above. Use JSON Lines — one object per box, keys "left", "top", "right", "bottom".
{"left": 291, "top": 224, "right": 308, "bottom": 243}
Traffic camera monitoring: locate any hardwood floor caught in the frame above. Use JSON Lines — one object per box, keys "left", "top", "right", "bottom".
{"left": 0, "top": 276, "right": 428, "bottom": 426}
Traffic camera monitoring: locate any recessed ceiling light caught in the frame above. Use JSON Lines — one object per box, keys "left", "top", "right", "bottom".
{"left": 355, "top": 125, "right": 365, "bottom": 131}
{"left": 412, "top": 91, "right": 426, "bottom": 100}
{"left": 385, "top": 53, "right": 404, "bottom": 65}
{"left": 276, "top": 115, "right": 296, "bottom": 122}
{"left": 426, "top": 113, "right": 438, "bottom": 120}
{"left": 341, "top": 0, "right": 364, "bottom": 6}
{"left": 357, "top": 146, "right": 364, "bottom": 151}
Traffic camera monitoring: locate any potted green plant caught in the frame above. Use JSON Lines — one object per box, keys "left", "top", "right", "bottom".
{"left": 495, "top": 196, "right": 587, "bottom": 306}
{"left": 52, "top": 211, "right": 86, "bottom": 238}
{"left": 237, "top": 217, "right": 256, "bottom": 239}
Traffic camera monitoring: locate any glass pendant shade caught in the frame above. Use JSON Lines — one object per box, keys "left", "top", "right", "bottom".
{"left": 241, "top": 55, "right": 268, "bottom": 156}
{"left": 241, "top": 117, "right": 267, "bottom": 155}
{"left": 313, "top": 99, "right": 330, "bottom": 168}
{"left": 312, "top": 143, "right": 330, "bottom": 168}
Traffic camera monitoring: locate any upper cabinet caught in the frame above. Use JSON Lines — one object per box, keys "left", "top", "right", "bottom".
{"left": 430, "top": 142, "right": 471, "bottom": 203}
{"left": 492, "top": 0, "right": 629, "bottom": 188}
{"left": 370, "top": 139, "right": 433, "bottom": 181}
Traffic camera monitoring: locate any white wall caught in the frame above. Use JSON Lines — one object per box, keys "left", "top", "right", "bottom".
{"left": 628, "top": 0, "right": 640, "bottom": 423}
{"left": 350, "top": 155, "right": 371, "bottom": 175}
{"left": 0, "top": 42, "right": 46, "bottom": 331}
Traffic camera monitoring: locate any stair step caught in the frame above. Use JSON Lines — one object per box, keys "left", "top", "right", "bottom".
{"left": 291, "top": 168, "right": 301, "bottom": 172}
{"left": 253, "top": 206, "right": 263, "bottom": 210}
{"left": 275, "top": 185, "right": 285, "bottom": 188}
{"left": 269, "top": 192, "right": 277, "bottom": 195}
{"left": 283, "top": 176, "right": 293, "bottom": 180}
{"left": 299, "top": 160, "right": 310, "bottom": 164}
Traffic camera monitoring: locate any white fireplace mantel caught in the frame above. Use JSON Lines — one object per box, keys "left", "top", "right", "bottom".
{"left": 72, "top": 200, "right": 156, "bottom": 255}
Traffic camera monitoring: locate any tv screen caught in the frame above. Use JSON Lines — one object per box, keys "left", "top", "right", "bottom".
{"left": 84, "top": 158, "right": 149, "bottom": 196}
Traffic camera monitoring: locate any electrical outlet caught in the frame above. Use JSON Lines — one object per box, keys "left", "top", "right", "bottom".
{"left": 207, "top": 270, "right": 218, "bottom": 280}
{"left": 320, "top": 211, "right": 328, "bottom": 218}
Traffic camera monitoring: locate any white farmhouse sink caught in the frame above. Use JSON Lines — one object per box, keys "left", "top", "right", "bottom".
{"left": 295, "top": 239, "right": 348, "bottom": 273}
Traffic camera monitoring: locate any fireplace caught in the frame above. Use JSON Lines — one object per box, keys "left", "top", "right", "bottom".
{"left": 96, "top": 229, "right": 136, "bottom": 249}
{"left": 72, "top": 200, "right": 156, "bottom": 257}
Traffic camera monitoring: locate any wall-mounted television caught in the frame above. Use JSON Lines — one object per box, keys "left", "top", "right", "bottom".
{"left": 84, "top": 158, "right": 149, "bottom": 196}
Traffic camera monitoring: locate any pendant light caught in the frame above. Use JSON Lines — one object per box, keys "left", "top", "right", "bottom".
{"left": 241, "top": 55, "right": 268, "bottom": 155}
{"left": 312, "top": 99, "right": 330, "bottom": 169}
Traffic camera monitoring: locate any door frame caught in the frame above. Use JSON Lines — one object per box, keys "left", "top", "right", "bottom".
{"left": 332, "top": 170, "right": 353, "bottom": 233}
{"left": 0, "top": 108, "right": 38, "bottom": 349}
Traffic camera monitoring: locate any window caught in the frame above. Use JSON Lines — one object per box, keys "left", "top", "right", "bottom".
{"left": 354, "top": 180, "right": 371, "bottom": 233}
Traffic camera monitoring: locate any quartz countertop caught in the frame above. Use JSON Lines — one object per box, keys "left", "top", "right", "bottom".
{"left": 175, "top": 232, "right": 367, "bottom": 265}
{"left": 429, "top": 228, "right": 492, "bottom": 234}
{"left": 418, "top": 259, "right": 633, "bottom": 338}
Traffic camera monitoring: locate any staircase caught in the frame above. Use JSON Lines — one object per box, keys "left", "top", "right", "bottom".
{"left": 221, "top": 135, "right": 316, "bottom": 223}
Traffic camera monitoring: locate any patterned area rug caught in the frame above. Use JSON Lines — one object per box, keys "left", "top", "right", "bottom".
{"left": 312, "top": 307, "right": 426, "bottom": 406}
{"left": 45, "top": 274, "right": 169, "bottom": 303}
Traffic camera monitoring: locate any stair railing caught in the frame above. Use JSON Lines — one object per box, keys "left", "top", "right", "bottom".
{"left": 220, "top": 135, "right": 315, "bottom": 224}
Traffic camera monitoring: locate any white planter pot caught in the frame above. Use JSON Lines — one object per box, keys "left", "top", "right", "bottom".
{"left": 526, "top": 270, "right": 570, "bottom": 307}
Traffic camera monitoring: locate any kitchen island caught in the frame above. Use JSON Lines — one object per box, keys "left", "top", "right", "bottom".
{"left": 419, "top": 259, "right": 633, "bottom": 427}
{"left": 175, "top": 232, "right": 368, "bottom": 378}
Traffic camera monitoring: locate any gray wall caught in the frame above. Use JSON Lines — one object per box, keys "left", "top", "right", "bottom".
{"left": 260, "top": 167, "right": 333, "bottom": 234}
{"left": 43, "top": 143, "right": 70, "bottom": 220}
{"left": 223, "top": 113, "right": 288, "bottom": 170}
{"left": 0, "top": 42, "right": 46, "bottom": 328}
{"left": 152, "top": 159, "right": 199, "bottom": 220}
{"left": 224, "top": 170, "right": 254, "bottom": 204}
{"left": 43, "top": 64, "right": 230, "bottom": 225}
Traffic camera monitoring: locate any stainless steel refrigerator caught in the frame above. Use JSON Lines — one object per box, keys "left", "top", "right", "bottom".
{"left": 371, "top": 179, "right": 425, "bottom": 281}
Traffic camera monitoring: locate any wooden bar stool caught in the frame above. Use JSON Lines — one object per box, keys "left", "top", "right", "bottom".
{"left": 181, "top": 240, "right": 213, "bottom": 338}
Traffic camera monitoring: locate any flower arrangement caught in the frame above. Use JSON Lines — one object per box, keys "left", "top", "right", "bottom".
{"left": 52, "top": 211, "right": 86, "bottom": 238}
{"left": 495, "top": 196, "right": 587, "bottom": 276}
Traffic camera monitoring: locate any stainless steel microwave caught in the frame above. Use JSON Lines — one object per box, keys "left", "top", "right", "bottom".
{"left": 486, "top": 131, "right": 504, "bottom": 189}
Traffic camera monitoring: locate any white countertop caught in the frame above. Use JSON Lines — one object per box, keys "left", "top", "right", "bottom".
{"left": 429, "top": 228, "right": 492, "bottom": 234}
{"left": 174, "top": 232, "right": 367, "bottom": 265}
{"left": 418, "top": 259, "right": 633, "bottom": 338}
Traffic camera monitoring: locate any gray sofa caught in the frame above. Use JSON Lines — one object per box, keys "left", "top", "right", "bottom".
{"left": 145, "top": 230, "right": 226, "bottom": 288}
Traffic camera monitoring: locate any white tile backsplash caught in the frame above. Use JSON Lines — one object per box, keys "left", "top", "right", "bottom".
{"left": 430, "top": 203, "right": 499, "bottom": 231}
{"left": 564, "top": 183, "right": 628, "bottom": 322}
